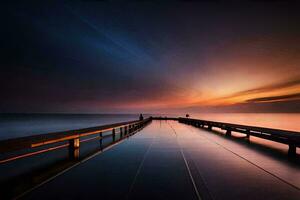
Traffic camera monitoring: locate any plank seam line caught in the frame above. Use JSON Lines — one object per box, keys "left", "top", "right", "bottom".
{"left": 175, "top": 122, "right": 217, "bottom": 200}
{"left": 181, "top": 150, "right": 202, "bottom": 200}
{"left": 167, "top": 121, "right": 202, "bottom": 200}
{"left": 126, "top": 137, "right": 155, "bottom": 199}
{"left": 191, "top": 126, "right": 300, "bottom": 191}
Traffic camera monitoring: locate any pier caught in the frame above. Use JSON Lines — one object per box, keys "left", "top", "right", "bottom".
{"left": 0, "top": 117, "right": 299, "bottom": 199}
{"left": 177, "top": 117, "right": 300, "bottom": 156}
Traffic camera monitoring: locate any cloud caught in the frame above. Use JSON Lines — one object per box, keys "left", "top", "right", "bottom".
{"left": 228, "top": 77, "right": 300, "bottom": 98}
{"left": 180, "top": 99, "right": 300, "bottom": 114}
{"left": 183, "top": 77, "right": 300, "bottom": 113}
{"left": 246, "top": 93, "right": 300, "bottom": 103}
{"left": 203, "top": 76, "right": 300, "bottom": 105}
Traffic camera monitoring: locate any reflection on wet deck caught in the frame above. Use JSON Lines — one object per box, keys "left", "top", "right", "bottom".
{"left": 16, "top": 121, "right": 300, "bottom": 199}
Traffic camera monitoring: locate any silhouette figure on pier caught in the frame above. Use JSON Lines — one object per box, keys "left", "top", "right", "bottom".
{"left": 139, "top": 114, "right": 144, "bottom": 121}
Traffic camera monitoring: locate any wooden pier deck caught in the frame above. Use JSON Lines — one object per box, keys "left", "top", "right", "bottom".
{"left": 0, "top": 118, "right": 299, "bottom": 199}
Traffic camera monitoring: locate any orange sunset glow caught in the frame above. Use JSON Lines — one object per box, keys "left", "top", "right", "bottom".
{"left": 1, "top": 1, "right": 300, "bottom": 114}
{"left": 1, "top": 1, "right": 300, "bottom": 200}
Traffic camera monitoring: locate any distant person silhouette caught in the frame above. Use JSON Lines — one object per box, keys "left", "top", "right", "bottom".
{"left": 139, "top": 114, "right": 144, "bottom": 121}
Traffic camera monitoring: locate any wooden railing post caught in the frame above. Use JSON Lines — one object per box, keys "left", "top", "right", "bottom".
{"left": 99, "top": 132, "right": 103, "bottom": 148}
{"left": 112, "top": 128, "right": 116, "bottom": 141}
{"left": 288, "top": 144, "right": 296, "bottom": 156}
{"left": 120, "top": 127, "right": 123, "bottom": 138}
{"left": 132, "top": 124, "right": 135, "bottom": 131}
{"left": 69, "top": 138, "right": 80, "bottom": 159}
{"left": 124, "top": 126, "right": 128, "bottom": 136}
{"left": 226, "top": 128, "right": 232, "bottom": 136}
{"left": 246, "top": 130, "right": 250, "bottom": 139}
{"left": 208, "top": 125, "right": 212, "bottom": 131}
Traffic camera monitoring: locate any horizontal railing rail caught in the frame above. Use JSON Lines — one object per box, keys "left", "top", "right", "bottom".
{"left": 0, "top": 117, "right": 152, "bottom": 162}
{"left": 178, "top": 117, "right": 300, "bottom": 156}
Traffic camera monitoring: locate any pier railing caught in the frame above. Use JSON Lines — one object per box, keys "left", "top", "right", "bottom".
{"left": 0, "top": 117, "right": 152, "bottom": 163}
{"left": 0, "top": 116, "right": 298, "bottom": 162}
{"left": 178, "top": 117, "right": 300, "bottom": 156}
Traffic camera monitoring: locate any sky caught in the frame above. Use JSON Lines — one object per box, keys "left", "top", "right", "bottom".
{"left": 1, "top": 1, "right": 300, "bottom": 114}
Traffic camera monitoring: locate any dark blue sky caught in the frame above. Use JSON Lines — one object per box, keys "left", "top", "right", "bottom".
{"left": 1, "top": 1, "right": 300, "bottom": 113}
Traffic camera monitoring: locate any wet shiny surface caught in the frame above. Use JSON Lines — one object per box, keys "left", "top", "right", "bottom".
{"left": 23, "top": 120, "right": 300, "bottom": 200}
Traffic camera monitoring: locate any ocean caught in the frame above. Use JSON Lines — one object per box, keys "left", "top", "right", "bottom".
{"left": 0, "top": 113, "right": 299, "bottom": 140}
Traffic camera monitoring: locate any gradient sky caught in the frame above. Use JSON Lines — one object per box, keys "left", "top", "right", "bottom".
{"left": 1, "top": 1, "right": 300, "bottom": 113}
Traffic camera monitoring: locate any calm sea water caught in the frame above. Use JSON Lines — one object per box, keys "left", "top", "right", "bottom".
{"left": 0, "top": 113, "right": 299, "bottom": 140}
{"left": 0, "top": 114, "right": 144, "bottom": 140}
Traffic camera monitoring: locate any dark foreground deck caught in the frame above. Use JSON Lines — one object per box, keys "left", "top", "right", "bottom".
{"left": 17, "top": 120, "right": 300, "bottom": 200}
